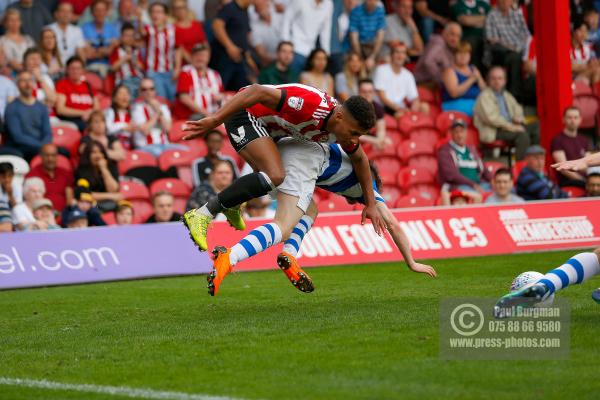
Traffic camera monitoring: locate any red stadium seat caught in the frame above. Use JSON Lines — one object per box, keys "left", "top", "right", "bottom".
{"left": 408, "top": 127, "right": 441, "bottom": 148}
{"left": 158, "top": 149, "right": 195, "bottom": 170}
{"left": 52, "top": 126, "right": 81, "bottom": 158}
{"left": 97, "top": 93, "right": 111, "bottom": 109}
{"left": 573, "top": 94, "right": 599, "bottom": 129}
{"left": 562, "top": 186, "right": 586, "bottom": 198}
{"left": 104, "top": 73, "right": 116, "bottom": 96}
{"left": 466, "top": 127, "right": 480, "bottom": 148}
{"left": 512, "top": 160, "right": 527, "bottom": 178}
{"left": 407, "top": 155, "right": 438, "bottom": 176}
{"left": 397, "top": 138, "right": 436, "bottom": 164}
{"left": 102, "top": 211, "right": 117, "bottom": 225}
{"left": 317, "top": 195, "right": 355, "bottom": 212}
{"left": 384, "top": 113, "right": 398, "bottom": 130}
{"left": 417, "top": 86, "right": 440, "bottom": 104}
{"left": 408, "top": 184, "right": 440, "bottom": 204}
{"left": 379, "top": 168, "right": 398, "bottom": 186}
{"left": 149, "top": 178, "right": 191, "bottom": 197}
{"left": 484, "top": 161, "right": 508, "bottom": 176}
{"left": 572, "top": 80, "right": 593, "bottom": 96}
{"left": 180, "top": 139, "right": 208, "bottom": 158}
{"left": 380, "top": 185, "right": 402, "bottom": 205}
{"left": 120, "top": 180, "right": 150, "bottom": 200}
{"left": 84, "top": 72, "right": 103, "bottom": 93}
{"left": 398, "top": 167, "right": 436, "bottom": 189}
{"left": 395, "top": 195, "right": 436, "bottom": 208}
{"left": 373, "top": 155, "right": 402, "bottom": 174}
{"left": 427, "top": 103, "right": 442, "bottom": 120}
{"left": 131, "top": 200, "right": 154, "bottom": 224}
{"left": 436, "top": 111, "right": 472, "bottom": 134}
{"left": 169, "top": 120, "right": 190, "bottom": 142}
{"left": 118, "top": 150, "right": 158, "bottom": 175}
{"left": 398, "top": 111, "right": 435, "bottom": 136}
{"left": 371, "top": 130, "right": 402, "bottom": 158}
{"left": 30, "top": 153, "right": 73, "bottom": 173}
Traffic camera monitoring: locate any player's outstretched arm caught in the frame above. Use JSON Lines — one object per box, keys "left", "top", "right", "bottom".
{"left": 552, "top": 151, "right": 600, "bottom": 171}
{"left": 348, "top": 147, "right": 386, "bottom": 235}
{"left": 378, "top": 203, "right": 437, "bottom": 278}
{"left": 183, "top": 84, "right": 282, "bottom": 140}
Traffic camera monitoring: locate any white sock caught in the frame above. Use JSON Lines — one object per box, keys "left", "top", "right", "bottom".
{"left": 282, "top": 215, "right": 314, "bottom": 257}
{"left": 537, "top": 252, "right": 600, "bottom": 294}
{"left": 229, "top": 223, "right": 282, "bottom": 265}
{"left": 197, "top": 204, "right": 215, "bottom": 218}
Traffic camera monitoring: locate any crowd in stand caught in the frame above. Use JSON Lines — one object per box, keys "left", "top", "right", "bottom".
{"left": 0, "top": 0, "right": 600, "bottom": 234}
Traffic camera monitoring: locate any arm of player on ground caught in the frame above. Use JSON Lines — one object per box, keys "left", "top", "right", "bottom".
{"left": 348, "top": 147, "right": 387, "bottom": 235}
{"left": 552, "top": 151, "right": 600, "bottom": 171}
{"left": 182, "top": 84, "right": 283, "bottom": 140}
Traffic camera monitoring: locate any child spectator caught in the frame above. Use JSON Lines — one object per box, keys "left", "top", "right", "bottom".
{"left": 61, "top": 179, "right": 107, "bottom": 227}
{"left": 0, "top": 162, "right": 22, "bottom": 217}
{"left": 109, "top": 22, "right": 144, "bottom": 98}
{"left": 105, "top": 84, "right": 136, "bottom": 150}
{"left": 63, "top": 207, "right": 89, "bottom": 229}
{"left": 115, "top": 199, "right": 134, "bottom": 225}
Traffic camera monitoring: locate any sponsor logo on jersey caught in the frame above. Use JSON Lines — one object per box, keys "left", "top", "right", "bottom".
{"left": 287, "top": 96, "right": 304, "bottom": 111}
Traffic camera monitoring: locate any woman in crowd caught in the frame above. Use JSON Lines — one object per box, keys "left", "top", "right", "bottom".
{"left": 173, "top": 0, "right": 206, "bottom": 64}
{"left": 12, "top": 177, "right": 46, "bottom": 231}
{"left": 105, "top": 84, "right": 137, "bottom": 151}
{"left": 300, "top": 48, "right": 334, "bottom": 95}
{"left": 0, "top": 9, "right": 35, "bottom": 72}
{"left": 80, "top": 110, "right": 126, "bottom": 162}
{"left": 335, "top": 51, "right": 367, "bottom": 102}
{"left": 440, "top": 41, "right": 485, "bottom": 117}
{"left": 75, "top": 140, "right": 121, "bottom": 207}
{"left": 39, "top": 28, "right": 64, "bottom": 80}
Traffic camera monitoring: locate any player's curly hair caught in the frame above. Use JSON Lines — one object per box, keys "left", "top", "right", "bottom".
{"left": 343, "top": 96, "right": 376, "bottom": 131}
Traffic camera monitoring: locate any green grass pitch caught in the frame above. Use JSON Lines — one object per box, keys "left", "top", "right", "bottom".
{"left": 0, "top": 250, "right": 598, "bottom": 400}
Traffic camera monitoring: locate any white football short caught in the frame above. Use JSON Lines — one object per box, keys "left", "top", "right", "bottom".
{"left": 275, "top": 138, "right": 327, "bottom": 212}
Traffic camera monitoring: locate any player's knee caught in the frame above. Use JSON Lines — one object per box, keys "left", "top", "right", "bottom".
{"left": 268, "top": 171, "right": 286, "bottom": 187}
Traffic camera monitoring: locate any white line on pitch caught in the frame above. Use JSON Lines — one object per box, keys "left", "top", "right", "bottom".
{"left": 0, "top": 377, "right": 253, "bottom": 400}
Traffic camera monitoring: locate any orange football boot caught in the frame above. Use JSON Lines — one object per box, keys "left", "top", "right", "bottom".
{"left": 207, "top": 246, "right": 234, "bottom": 296}
{"left": 276, "top": 252, "right": 314, "bottom": 293}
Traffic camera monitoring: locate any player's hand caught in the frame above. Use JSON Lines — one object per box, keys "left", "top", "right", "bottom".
{"left": 361, "top": 204, "right": 386, "bottom": 236}
{"left": 182, "top": 116, "right": 220, "bottom": 140}
{"left": 409, "top": 262, "right": 437, "bottom": 278}
{"left": 552, "top": 158, "right": 588, "bottom": 172}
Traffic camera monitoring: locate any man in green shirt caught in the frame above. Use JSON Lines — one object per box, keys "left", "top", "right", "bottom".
{"left": 258, "top": 41, "right": 300, "bottom": 85}
{"left": 452, "top": 0, "right": 490, "bottom": 69}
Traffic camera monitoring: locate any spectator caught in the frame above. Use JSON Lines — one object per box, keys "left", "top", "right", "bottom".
{"left": 80, "top": 110, "right": 126, "bottom": 162}
{"left": 0, "top": 8, "right": 35, "bottom": 72}
{"left": 4, "top": 70, "right": 52, "bottom": 160}
{"left": 452, "top": 0, "right": 490, "bottom": 69}
{"left": 485, "top": 167, "right": 524, "bottom": 204}
{"left": 414, "top": 0, "right": 452, "bottom": 43}
{"left": 38, "top": 28, "right": 64, "bottom": 81}
{"left": 141, "top": 2, "right": 181, "bottom": 102}
{"left": 357, "top": 78, "right": 389, "bottom": 151}
{"left": 335, "top": 51, "right": 367, "bottom": 102}
{"left": 244, "top": 196, "right": 275, "bottom": 219}
{"left": 584, "top": 9, "right": 600, "bottom": 54}
{"left": 22, "top": 47, "right": 56, "bottom": 111}
{"left": 441, "top": 41, "right": 486, "bottom": 117}
{"left": 172, "top": 44, "right": 224, "bottom": 120}
{"left": 173, "top": 0, "right": 207, "bottom": 64}
{"left": 281, "top": 0, "right": 333, "bottom": 74}
{"left": 571, "top": 22, "right": 600, "bottom": 85}
{"left": 12, "top": 176, "right": 44, "bottom": 230}
{"left": 75, "top": 140, "right": 121, "bottom": 206}
{"left": 551, "top": 107, "right": 592, "bottom": 188}
{"left": 63, "top": 207, "right": 89, "bottom": 229}
{"left": 383, "top": 0, "right": 424, "bottom": 58}
{"left": 414, "top": 22, "right": 461, "bottom": 85}
{"left": 191, "top": 130, "right": 240, "bottom": 186}
{"left": 60, "top": 0, "right": 92, "bottom": 22}
{"left": 115, "top": 199, "right": 134, "bottom": 225}
{"left": 187, "top": 159, "right": 234, "bottom": 211}
{"left": 210, "top": 0, "right": 254, "bottom": 91}
{"left": 257, "top": 41, "right": 299, "bottom": 85}
{"left": 105, "top": 84, "right": 136, "bottom": 150}
{"left": 329, "top": 0, "right": 357, "bottom": 76}
{"left": 438, "top": 119, "right": 492, "bottom": 198}
{"left": 116, "top": 0, "right": 140, "bottom": 31}
{"left": 55, "top": 56, "right": 100, "bottom": 133}
{"left": 586, "top": 172, "right": 600, "bottom": 196}
{"left": 517, "top": 145, "right": 568, "bottom": 201}
{"left": 78, "top": 0, "right": 119, "bottom": 26}
{"left": 0, "top": 162, "right": 22, "bottom": 215}
{"left": 26, "top": 143, "right": 74, "bottom": 212}
{"left": 249, "top": 0, "right": 282, "bottom": 67}
{"left": 374, "top": 43, "right": 427, "bottom": 118}
{"left": 48, "top": 2, "right": 88, "bottom": 66}
{"left": 348, "top": 0, "right": 386, "bottom": 71}
{"left": 30, "top": 198, "right": 61, "bottom": 230}
{"left": 473, "top": 66, "right": 539, "bottom": 160}
{"left": 82, "top": 0, "right": 120, "bottom": 76}
{"left": 485, "top": 0, "right": 531, "bottom": 96}
{"left": 109, "top": 22, "right": 143, "bottom": 98}
{"left": 145, "top": 191, "right": 182, "bottom": 223}
{"left": 0, "top": 72, "right": 18, "bottom": 122}
{"left": 61, "top": 179, "right": 107, "bottom": 226}
{"left": 132, "top": 78, "right": 185, "bottom": 157}
{"left": 7, "top": 0, "right": 52, "bottom": 42}
{"left": 300, "top": 48, "right": 334, "bottom": 94}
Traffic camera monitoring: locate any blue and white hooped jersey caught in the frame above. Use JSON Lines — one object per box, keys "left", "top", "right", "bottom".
{"left": 316, "top": 144, "right": 385, "bottom": 204}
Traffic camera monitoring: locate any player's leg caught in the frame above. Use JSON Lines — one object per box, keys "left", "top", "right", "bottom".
{"left": 588, "top": 248, "right": 600, "bottom": 303}
{"left": 281, "top": 200, "right": 318, "bottom": 258}
{"left": 496, "top": 247, "right": 600, "bottom": 310}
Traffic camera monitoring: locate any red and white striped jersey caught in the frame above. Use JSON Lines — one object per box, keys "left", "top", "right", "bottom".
{"left": 173, "top": 65, "right": 223, "bottom": 119}
{"left": 570, "top": 42, "right": 594, "bottom": 65}
{"left": 109, "top": 46, "right": 144, "bottom": 81}
{"left": 144, "top": 24, "right": 176, "bottom": 73}
{"left": 105, "top": 107, "right": 133, "bottom": 150}
{"left": 132, "top": 101, "right": 172, "bottom": 148}
{"left": 246, "top": 84, "right": 358, "bottom": 153}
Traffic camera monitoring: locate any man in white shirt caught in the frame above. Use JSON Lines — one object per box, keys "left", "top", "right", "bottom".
{"left": 383, "top": 0, "right": 424, "bottom": 58}
{"left": 47, "top": 2, "right": 88, "bottom": 66}
{"left": 373, "top": 43, "right": 427, "bottom": 118}
{"left": 249, "top": 0, "right": 283, "bottom": 66}
{"left": 280, "top": 0, "right": 333, "bottom": 73}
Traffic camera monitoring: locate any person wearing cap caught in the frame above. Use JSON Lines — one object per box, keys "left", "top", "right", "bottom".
{"left": 172, "top": 43, "right": 224, "bottom": 121}
{"left": 115, "top": 199, "right": 134, "bottom": 225}
{"left": 30, "top": 198, "right": 61, "bottom": 231}
{"left": 516, "top": 145, "right": 568, "bottom": 201}
{"left": 64, "top": 206, "right": 89, "bottom": 229}
{"left": 473, "top": 66, "right": 540, "bottom": 160}
{"left": 61, "top": 179, "right": 107, "bottom": 227}
{"left": 437, "top": 119, "right": 491, "bottom": 200}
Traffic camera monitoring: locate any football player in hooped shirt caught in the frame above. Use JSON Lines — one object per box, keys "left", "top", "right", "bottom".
{"left": 182, "top": 83, "right": 386, "bottom": 295}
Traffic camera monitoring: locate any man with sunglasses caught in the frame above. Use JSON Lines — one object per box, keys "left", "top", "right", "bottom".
{"left": 48, "top": 2, "right": 88, "bottom": 66}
